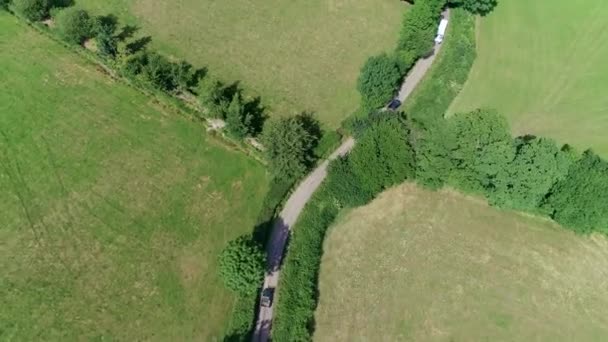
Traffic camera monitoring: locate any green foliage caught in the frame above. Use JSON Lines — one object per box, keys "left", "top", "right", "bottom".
{"left": 218, "top": 236, "right": 266, "bottom": 295}
{"left": 273, "top": 187, "right": 340, "bottom": 342}
{"left": 225, "top": 93, "right": 252, "bottom": 139}
{"left": 262, "top": 114, "right": 320, "bottom": 181}
{"left": 141, "top": 52, "right": 177, "bottom": 91}
{"left": 349, "top": 118, "right": 416, "bottom": 194}
{"left": 397, "top": 0, "right": 445, "bottom": 61}
{"left": 325, "top": 157, "right": 372, "bottom": 207}
{"left": 54, "top": 8, "right": 92, "bottom": 45}
{"left": 1, "top": 0, "right": 10, "bottom": 10}
{"left": 313, "top": 130, "right": 342, "bottom": 159}
{"left": 449, "top": 0, "right": 497, "bottom": 15}
{"left": 404, "top": 8, "right": 476, "bottom": 131}
{"left": 546, "top": 151, "right": 608, "bottom": 234}
{"left": 170, "top": 60, "right": 196, "bottom": 93}
{"left": 13, "top": 0, "right": 50, "bottom": 21}
{"left": 92, "top": 16, "right": 118, "bottom": 57}
{"left": 492, "top": 137, "right": 575, "bottom": 212}
{"left": 223, "top": 293, "right": 257, "bottom": 341}
{"left": 414, "top": 119, "right": 454, "bottom": 188}
{"left": 198, "top": 76, "right": 228, "bottom": 118}
{"left": 357, "top": 53, "right": 401, "bottom": 110}
{"left": 447, "top": 109, "right": 514, "bottom": 194}
{"left": 121, "top": 51, "right": 196, "bottom": 92}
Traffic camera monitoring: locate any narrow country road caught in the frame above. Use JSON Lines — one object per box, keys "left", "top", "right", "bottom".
{"left": 251, "top": 137, "right": 355, "bottom": 342}
{"left": 251, "top": 9, "right": 450, "bottom": 342}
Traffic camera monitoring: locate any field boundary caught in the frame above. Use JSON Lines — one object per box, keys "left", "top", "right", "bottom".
{"left": 269, "top": 6, "right": 472, "bottom": 342}
{"left": 4, "top": 10, "right": 267, "bottom": 164}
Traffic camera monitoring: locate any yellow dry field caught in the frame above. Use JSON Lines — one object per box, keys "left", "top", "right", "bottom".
{"left": 315, "top": 183, "right": 608, "bottom": 341}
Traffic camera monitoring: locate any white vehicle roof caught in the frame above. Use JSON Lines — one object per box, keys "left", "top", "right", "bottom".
{"left": 437, "top": 19, "right": 448, "bottom": 36}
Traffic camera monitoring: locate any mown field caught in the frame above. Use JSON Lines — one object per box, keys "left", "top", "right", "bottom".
{"left": 77, "top": 0, "right": 404, "bottom": 128}
{"left": 449, "top": 0, "right": 608, "bottom": 156}
{"left": 314, "top": 184, "right": 608, "bottom": 341}
{"left": 0, "top": 13, "right": 268, "bottom": 340}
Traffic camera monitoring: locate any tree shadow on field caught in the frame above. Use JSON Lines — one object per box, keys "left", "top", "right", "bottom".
{"left": 95, "top": 14, "right": 118, "bottom": 33}
{"left": 221, "top": 81, "right": 241, "bottom": 101}
{"left": 125, "top": 36, "right": 152, "bottom": 54}
{"left": 52, "top": 0, "right": 74, "bottom": 9}
{"left": 244, "top": 96, "right": 267, "bottom": 136}
{"left": 116, "top": 24, "right": 139, "bottom": 42}
{"left": 191, "top": 67, "right": 208, "bottom": 89}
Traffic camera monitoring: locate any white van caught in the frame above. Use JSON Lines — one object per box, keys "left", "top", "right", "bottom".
{"left": 435, "top": 18, "right": 449, "bottom": 44}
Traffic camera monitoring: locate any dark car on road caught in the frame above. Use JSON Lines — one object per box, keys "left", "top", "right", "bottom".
{"left": 387, "top": 98, "right": 401, "bottom": 111}
{"left": 261, "top": 287, "right": 275, "bottom": 307}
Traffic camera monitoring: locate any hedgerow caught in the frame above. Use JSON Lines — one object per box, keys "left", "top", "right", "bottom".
{"left": 272, "top": 187, "right": 340, "bottom": 341}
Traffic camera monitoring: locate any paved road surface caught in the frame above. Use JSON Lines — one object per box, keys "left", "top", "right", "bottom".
{"left": 251, "top": 137, "right": 355, "bottom": 342}
{"left": 397, "top": 9, "right": 449, "bottom": 103}
{"left": 251, "top": 9, "right": 450, "bottom": 342}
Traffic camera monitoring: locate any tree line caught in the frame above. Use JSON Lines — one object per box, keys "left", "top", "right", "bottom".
{"left": 4, "top": 0, "right": 267, "bottom": 140}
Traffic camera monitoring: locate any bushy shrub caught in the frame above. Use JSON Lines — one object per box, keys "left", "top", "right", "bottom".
{"left": 1, "top": 0, "right": 10, "bottom": 10}
{"left": 225, "top": 92, "right": 252, "bottom": 139}
{"left": 121, "top": 51, "right": 196, "bottom": 92}
{"left": 272, "top": 187, "right": 340, "bottom": 341}
{"left": 13, "top": 0, "right": 51, "bottom": 21}
{"left": 197, "top": 76, "right": 228, "bottom": 118}
{"left": 54, "top": 8, "right": 92, "bottom": 45}
{"left": 91, "top": 15, "right": 118, "bottom": 57}
{"left": 357, "top": 53, "right": 401, "bottom": 110}
{"left": 218, "top": 235, "right": 266, "bottom": 295}
{"left": 449, "top": 0, "right": 497, "bottom": 15}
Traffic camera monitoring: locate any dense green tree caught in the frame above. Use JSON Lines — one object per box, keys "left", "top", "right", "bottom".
{"left": 218, "top": 235, "right": 266, "bottom": 295}
{"left": 492, "top": 137, "right": 575, "bottom": 211}
{"left": 349, "top": 118, "right": 415, "bottom": 195}
{"left": 13, "top": 0, "right": 50, "bottom": 21}
{"left": 262, "top": 114, "right": 320, "bottom": 181}
{"left": 170, "top": 60, "right": 196, "bottom": 93}
{"left": 545, "top": 151, "right": 608, "bottom": 234}
{"left": 447, "top": 109, "right": 514, "bottom": 194}
{"left": 91, "top": 15, "right": 118, "bottom": 57}
{"left": 325, "top": 157, "right": 372, "bottom": 207}
{"left": 55, "top": 8, "right": 92, "bottom": 45}
{"left": 225, "top": 93, "right": 252, "bottom": 139}
{"left": 450, "top": 0, "right": 497, "bottom": 15}
{"left": 198, "top": 76, "right": 227, "bottom": 118}
{"left": 397, "top": 0, "right": 444, "bottom": 60}
{"left": 94, "top": 24, "right": 117, "bottom": 57}
{"left": 141, "top": 52, "right": 175, "bottom": 91}
{"left": 357, "top": 53, "right": 401, "bottom": 110}
{"left": 414, "top": 119, "right": 454, "bottom": 189}
{"left": 1, "top": 0, "right": 10, "bottom": 10}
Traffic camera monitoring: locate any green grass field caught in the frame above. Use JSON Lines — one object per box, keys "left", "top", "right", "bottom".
{"left": 76, "top": 0, "right": 403, "bottom": 128}
{"left": 448, "top": 0, "right": 608, "bottom": 156}
{"left": 314, "top": 183, "right": 608, "bottom": 341}
{"left": 0, "top": 13, "right": 268, "bottom": 340}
